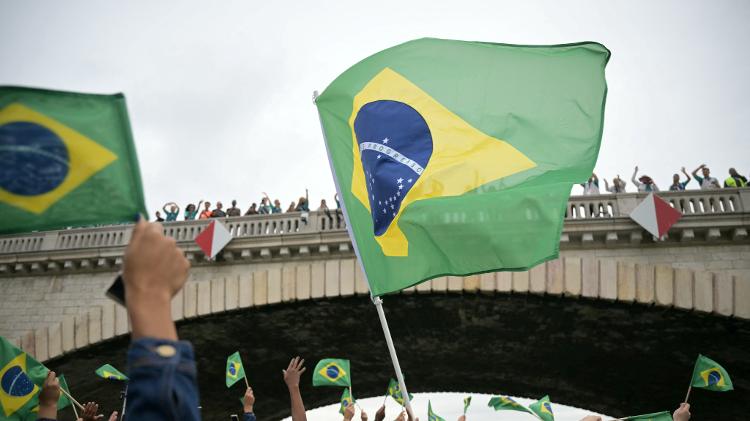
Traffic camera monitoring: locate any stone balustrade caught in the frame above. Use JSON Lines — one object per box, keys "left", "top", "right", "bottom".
{"left": 0, "top": 189, "right": 748, "bottom": 277}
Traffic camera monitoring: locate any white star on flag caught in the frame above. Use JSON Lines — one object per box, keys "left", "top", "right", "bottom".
{"left": 397, "top": 177, "right": 403, "bottom": 183}
{"left": 383, "top": 137, "right": 389, "bottom": 144}
{"left": 408, "top": 178, "right": 413, "bottom": 183}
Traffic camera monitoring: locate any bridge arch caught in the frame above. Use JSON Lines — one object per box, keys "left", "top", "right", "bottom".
{"left": 13, "top": 256, "right": 749, "bottom": 363}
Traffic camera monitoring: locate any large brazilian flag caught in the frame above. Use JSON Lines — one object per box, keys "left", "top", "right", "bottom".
{"left": 316, "top": 38, "right": 609, "bottom": 296}
{"left": 0, "top": 86, "right": 146, "bottom": 234}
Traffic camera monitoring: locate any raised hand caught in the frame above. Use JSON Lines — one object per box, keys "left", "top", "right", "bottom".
{"left": 243, "top": 387, "right": 255, "bottom": 413}
{"left": 343, "top": 403, "right": 356, "bottom": 421}
{"left": 123, "top": 218, "right": 190, "bottom": 340}
{"left": 374, "top": 405, "right": 386, "bottom": 421}
{"left": 673, "top": 403, "right": 691, "bottom": 421}
{"left": 38, "top": 371, "right": 60, "bottom": 419}
{"left": 81, "top": 401, "right": 104, "bottom": 421}
{"left": 283, "top": 356, "right": 306, "bottom": 388}
{"left": 107, "top": 411, "right": 119, "bottom": 421}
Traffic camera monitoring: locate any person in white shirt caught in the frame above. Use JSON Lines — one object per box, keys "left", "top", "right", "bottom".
{"left": 580, "top": 173, "right": 600, "bottom": 195}
{"left": 604, "top": 175, "right": 627, "bottom": 193}
{"left": 631, "top": 166, "right": 659, "bottom": 192}
{"left": 691, "top": 164, "right": 721, "bottom": 189}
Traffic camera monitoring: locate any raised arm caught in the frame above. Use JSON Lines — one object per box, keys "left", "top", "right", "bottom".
{"left": 631, "top": 166, "right": 640, "bottom": 187}
{"left": 37, "top": 371, "right": 61, "bottom": 420}
{"left": 122, "top": 218, "right": 199, "bottom": 420}
{"left": 691, "top": 164, "right": 704, "bottom": 177}
{"left": 283, "top": 357, "right": 308, "bottom": 421}
{"left": 681, "top": 167, "right": 691, "bottom": 183}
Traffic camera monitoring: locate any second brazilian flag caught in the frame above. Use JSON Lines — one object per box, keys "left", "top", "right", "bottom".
{"left": 316, "top": 38, "right": 609, "bottom": 295}
{"left": 312, "top": 358, "right": 351, "bottom": 387}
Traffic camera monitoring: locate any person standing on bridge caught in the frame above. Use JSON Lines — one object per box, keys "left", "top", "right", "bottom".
{"left": 669, "top": 167, "right": 692, "bottom": 191}
{"left": 724, "top": 167, "right": 747, "bottom": 188}
{"left": 184, "top": 200, "right": 204, "bottom": 220}
{"left": 162, "top": 202, "right": 180, "bottom": 222}
{"left": 631, "top": 166, "right": 659, "bottom": 192}
{"left": 580, "top": 173, "right": 600, "bottom": 195}
{"left": 604, "top": 175, "right": 627, "bottom": 193}
{"left": 245, "top": 202, "right": 259, "bottom": 215}
{"left": 212, "top": 201, "right": 227, "bottom": 217}
{"left": 227, "top": 200, "right": 242, "bottom": 217}
{"left": 199, "top": 201, "right": 213, "bottom": 219}
{"left": 691, "top": 164, "right": 721, "bottom": 189}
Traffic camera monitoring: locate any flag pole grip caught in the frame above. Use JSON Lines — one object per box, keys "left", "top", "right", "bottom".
{"left": 373, "top": 296, "right": 414, "bottom": 419}
{"left": 684, "top": 385, "right": 692, "bottom": 403}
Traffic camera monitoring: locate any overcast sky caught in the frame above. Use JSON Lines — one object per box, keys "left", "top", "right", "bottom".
{"left": 1, "top": 0, "right": 748, "bottom": 215}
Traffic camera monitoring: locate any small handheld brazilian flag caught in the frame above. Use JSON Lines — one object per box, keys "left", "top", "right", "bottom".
{"left": 463, "top": 396, "right": 471, "bottom": 414}
{"left": 95, "top": 364, "right": 128, "bottom": 381}
{"left": 488, "top": 395, "right": 534, "bottom": 414}
{"left": 529, "top": 395, "right": 555, "bottom": 421}
{"left": 0, "top": 87, "right": 147, "bottom": 234}
{"left": 338, "top": 388, "right": 354, "bottom": 415}
{"left": 312, "top": 358, "right": 351, "bottom": 387}
{"left": 316, "top": 38, "right": 609, "bottom": 296}
{"left": 57, "top": 374, "right": 72, "bottom": 410}
{"left": 386, "top": 378, "right": 413, "bottom": 405}
{"left": 623, "top": 411, "right": 672, "bottom": 421}
{"left": 690, "top": 354, "right": 733, "bottom": 392}
{"left": 0, "top": 336, "right": 48, "bottom": 417}
{"left": 226, "top": 351, "right": 247, "bottom": 388}
{"left": 428, "top": 401, "right": 446, "bottom": 421}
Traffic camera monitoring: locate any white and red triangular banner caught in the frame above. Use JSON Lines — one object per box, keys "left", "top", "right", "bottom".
{"left": 195, "top": 220, "right": 232, "bottom": 259}
{"left": 629, "top": 193, "right": 682, "bottom": 238}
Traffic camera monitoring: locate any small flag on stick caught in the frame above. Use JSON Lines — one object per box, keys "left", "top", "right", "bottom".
{"left": 339, "top": 388, "right": 354, "bottom": 414}
{"left": 690, "top": 354, "right": 733, "bottom": 392}
{"left": 427, "top": 401, "right": 446, "bottom": 421}
{"left": 623, "top": 411, "right": 672, "bottom": 421}
{"left": 195, "top": 220, "right": 232, "bottom": 259}
{"left": 386, "top": 378, "right": 413, "bottom": 405}
{"left": 226, "top": 351, "right": 248, "bottom": 388}
{"left": 529, "top": 395, "right": 555, "bottom": 421}
{"left": 463, "top": 396, "right": 471, "bottom": 414}
{"left": 312, "top": 358, "right": 351, "bottom": 387}
{"left": 488, "top": 395, "right": 534, "bottom": 415}
{"left": 95, "top": 364, "right": 128, "bottom": 381}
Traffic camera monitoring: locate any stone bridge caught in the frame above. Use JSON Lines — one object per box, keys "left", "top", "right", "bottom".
{"left": 1, "top": 188, "right": 749, "bottom": 363}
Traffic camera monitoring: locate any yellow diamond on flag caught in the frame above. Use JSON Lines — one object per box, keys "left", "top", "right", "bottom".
{"left": 319, "top": 361, "right": 347, "bottom": 382}
{"left": 0, "top": 102, "right": 118, "bottom": 214}
{"left": 348, "top": 68, "right": 536, "bottom": 256}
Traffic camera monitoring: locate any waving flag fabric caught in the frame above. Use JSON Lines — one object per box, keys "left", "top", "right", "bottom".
{"left": 624, "top": 412, "right": 672, "bottom": 421}
{"left": 225, "top": 352, "right": 247, "bottom": 388}
{"left": 690, "top": 354, "right": 733, "bottom": 392}
{"left": 428, "top": 401, "right": 446, "bottom": 421}
{"left": 386, "top": 378, "right": 413, "bottom": 405}
{"left": 316, "top": 38, "right": 609, "bottom": 296}
{"left": 94, "top": 364, "right": 128, "bottom": 381}
{"left": 0, "top": 337, "right": 47, "bottom": 418}
{"left": 196, "top": 220, "right": 233, "bottom": 259}
{"left": 0, "top": 86, "right": 147, "bottom": 234}
{"left": 338, "top": 388, "right": 354, "bottom": 414}
{"left": 488, "top": 395, "right": 533, "bottom": 414}
{"left": 529, "top": 395, "right": 555, "bottom": 421}
{"left": 312, "top": 358, "right": 351, "bottom": 387}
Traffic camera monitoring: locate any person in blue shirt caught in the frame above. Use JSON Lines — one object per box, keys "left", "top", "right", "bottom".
{"left": 669, "top": 167, "right": 692, "bottom": 191}
{"left": 184, "top": 200, "right": 204, "bottom": 220}
{"left": 162, "top": 202, "right": 180, "bottom": 221}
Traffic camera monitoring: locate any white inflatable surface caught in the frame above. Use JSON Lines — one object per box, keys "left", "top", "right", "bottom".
{"left": 282, "top": 392, "right": 611, "bottom": 420}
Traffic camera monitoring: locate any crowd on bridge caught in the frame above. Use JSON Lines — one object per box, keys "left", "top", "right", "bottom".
{"left": 154, "top": 190, "right": 342, "bottom": 224}
{"left": 578, "top": 165, "right": 748, "bottom": 195}
{"left": 28, "top": 218, "right": 695, "bottom": 421}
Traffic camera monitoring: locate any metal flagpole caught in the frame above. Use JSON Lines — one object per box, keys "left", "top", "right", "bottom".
{"left": 373, "top": 296, "right": 414, "bottom": 417}
{"left": 313, "top": 91, "right": 415, "bottom": 419}
{"left": 120, "top": 383, "right": 128, "bottom": 421}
